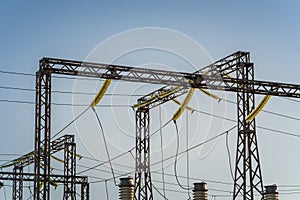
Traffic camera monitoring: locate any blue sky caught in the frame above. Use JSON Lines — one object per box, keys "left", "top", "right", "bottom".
{"left": 0, "top": 1, "right": 300, "bottom": 199}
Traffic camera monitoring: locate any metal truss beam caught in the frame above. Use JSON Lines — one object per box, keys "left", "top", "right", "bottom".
{"left": 40, "top": 56, "right": 300, "bottom": 100}
{"left": 0, "top": 171, "right": 87, "bottom": 184}
{"left": 8, "top": 135, "right": 77, "bottom": 200}
{"left": 0, "top": 172, "right": 89, "bottom": 200}
{"left": 33, "top": 51, "right": 300, "bottom": 200}
{"left": 11, "top": 135, "right": 75, "bottom": 169}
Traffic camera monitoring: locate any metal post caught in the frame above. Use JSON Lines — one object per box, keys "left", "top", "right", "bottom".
{"left": 134, "top": 107, "right": 153, "bottom": 200}
{"left": 64, "top": 137, "right": 76, "bottom": 200}
{"left": 233, "top": 61, "right": 264, "bottom": 199}
{"left": 12, "top": 167, "right": 23, "bottom": 200}
{"left": 34, "top": 69, "right": 51, "bottom": 200}
{"left": 81, "top": 178, "right": 89, "bottom": 200}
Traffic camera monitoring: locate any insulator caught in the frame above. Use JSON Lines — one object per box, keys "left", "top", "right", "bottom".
{"left": 264, "top": 185, "right": 279, "bottom": 200}
{"left": 119, "top": 177, "right": 134, "bottom": 200}
{"left": 193, "top": 182, "right": 208, "bottom": 200}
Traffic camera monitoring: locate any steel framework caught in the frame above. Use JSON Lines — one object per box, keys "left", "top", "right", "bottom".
{"left": 12, "top": 167, "right": 23, "bottom": 200}
{"left": 0, "top": 171, "right": 89, "bottom": 200}
{"left": 2, "top": 135, "right": 86, "bottom": 200}
{"left": 64, "top": 138, "right": 76, "bottom": 200}
{"left": 33, "top": 52, "right": 300, "bottom": 200}
{"left": 135, "top": 51, "right": 300, "bottom": 200}
{"left": 134, "top": 107, "right": 153, "bottom": 200}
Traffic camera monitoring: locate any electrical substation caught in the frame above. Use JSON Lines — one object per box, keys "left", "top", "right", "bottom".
{"left": 1, "top": 51, "right": 300, "bottom": 200}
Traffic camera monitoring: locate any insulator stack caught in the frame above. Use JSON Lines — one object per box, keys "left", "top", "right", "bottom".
{"left": 119, "top": 177, "right": 134, "bottom": 200}
{"left": 264, "top": 185, "right": 279, "bottom": 200}
{"left": 193, "top": 182, "right": 208, "bottom": 200}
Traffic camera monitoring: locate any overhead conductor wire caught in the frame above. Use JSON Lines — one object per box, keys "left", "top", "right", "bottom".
{"left": 92, "top": 107, "right": 117, "bottom": 186}
{"left": 172, "top": 88, "right": 195, "bottom": 193}
{"left": 186, "top": 110, "right": 191, "bottom": 199}
{"left": 159, "top": 105, "right": 166, "bottom": 197}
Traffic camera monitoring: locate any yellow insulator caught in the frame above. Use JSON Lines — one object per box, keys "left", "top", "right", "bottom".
{"left": 133, "top": 86, "right": 180, "bottom": 108}
{"left": 50, "top": 155, "right": 64, "bottom": 163}
{"left": 198, "top": 88, "right": 220, "bottom": 101}
{"left": 39, "top": 182, "right": 44, "bottom": 190}
{"left": 171, "top": 98, "right": 195, "bottom": 113}
{"left": 246, "top": 95, "right": 271, "bottom": 122}
{"left": 49, "top": 179, "right": 59, "bottom": 189}
{"left": 172, "top": 88, "right": 195, "bottom": 121}
{"left": 90, "top": 79, "right": 112, "bottom": 108}
{"left": 157, "top": 86, "right": 180, "bottom": 98}
{"left": 133, "top": 96, "right": 156, "bottom": 108}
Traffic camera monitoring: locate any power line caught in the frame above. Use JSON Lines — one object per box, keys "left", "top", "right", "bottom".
{"left": 1, "top": 69, "right": 300, "bottom": 121}
{"left": 92, "top": 108, "right": 117, "bottom": 186}
{"left": 173, "top": 121, "right": 191, "bottom": 191}
{"left": 158, "top": 106, "right": 166, "bottom": 197}
{"left": 0, "top": 70, "right": 35, "bottom": 77}
{"left": 0, "top": 85, "right": 143, "bottom": 97}
{"left": 225, "top": 131, "right": 234, "bottom": 181}
{"left": 151, "top": 125, "right": 238, "bottom": 169}
{"left": 0, "top": 99, "right": 131, "bottom": 107}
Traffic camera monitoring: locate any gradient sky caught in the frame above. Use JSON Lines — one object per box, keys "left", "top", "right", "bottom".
{"left": 0, "top": 1, "right": 300, "bottom": 199}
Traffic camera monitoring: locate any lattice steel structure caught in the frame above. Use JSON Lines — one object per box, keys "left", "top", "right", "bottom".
{"left": 33, "top": 52, "right": 300, "bottom": 200}
{"left": 0, "top": 171, "right": 89, "bottom": 200}
{"left": 134, "top": 107, "right": 153, "bottom": 200}
{"left": 64, "top": 138, "right": 76, "bottom": 200}
{"left": 2, "top": 135, "right": 85, "bottom": 200}
{"left": 12, "top": 167, "right": 23, "bottom": 200}
{"left": 135, "top": 51, "right": 300, "bottom": 200}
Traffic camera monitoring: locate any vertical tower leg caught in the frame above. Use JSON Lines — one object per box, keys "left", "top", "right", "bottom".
{"left": 64, "top": 137, "right": 76, "bottom": 200}
{"left": 134, "top": 107, "right": 153, "bottom": 200}
{"left": 233, "top": 62, "right": 264, "bottom": 199}
{"left": 34, "top": 70, "right": 51, "bottom": 200}
{"left": 12, "top": 167, "right": 23, "bottom": 200}
{"left": 81, "top": 178, "right": 89, "bottom": 200}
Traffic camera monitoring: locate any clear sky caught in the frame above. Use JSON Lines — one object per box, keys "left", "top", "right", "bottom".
{"left": 0, "top": 1, "right": 300, "bottom": 199}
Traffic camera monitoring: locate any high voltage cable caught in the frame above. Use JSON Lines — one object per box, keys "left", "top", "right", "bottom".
{"left": 77, "top": 156, "right": 234, "bottom": 187}
{"left": 173, "top": 121, "right": 192, "bottom": 191}
{"left": 1, "top": 86, "right": 299, "bottom": 121}
{"left": 77, "top": 153, "right": 234, "bottom": 187}
{"left": 78, "top": 119, "right": 173, "bottom": 176}
{"left": 87, "top": 125, "right": 237, "bottom": 184}
{"left": 186, "top": 110, "right": 191, "bottom": 199}
{"left": 3, "top": 104, "right": 300, "bottom": 174}
{"left": 0, "top": 69, "right": 105, "bottom": 81}
{"left": 1, "top": 69, "right": 300, "bottom": 121}
{"left": 92, "top": 108, "right": 117, "bottom": 186}
{"left": 225, "top": 131, "right": 235, "bottom": 182}
{"left": 0, "top": 99, "right": 131, "bottom": 107}
{"left": 83, "top": 125, "right": 236, "bottom": 184}
{"left": 0, "top": 85, "right": 143, "bottom": 97}
{"left": 151, "top": 125, "right": 238, "bottom": 169}
{"left": 152, "top": 184, "right": 168, "bottom": 200}
{"left": 219, "top": 97, "right": 300, "bottom": 121}
{"left": 158, "top": 106, "right": 166, "bottom": 197}
{"left": 2, "top": 70, "right": 300, "bottom": 197}
{"left": 192, "top": 107, "right": 300, "bottom": 138}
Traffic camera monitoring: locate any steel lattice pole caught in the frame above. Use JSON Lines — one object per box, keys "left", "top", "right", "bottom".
{"left": 233, "top": 61, "right": 264, "bottom": 199}
{"left": 134, "top": 107, "right": 153, "bottom": 200}
{"left": 34, "top": 70, "right": 51, "bottom": 200}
